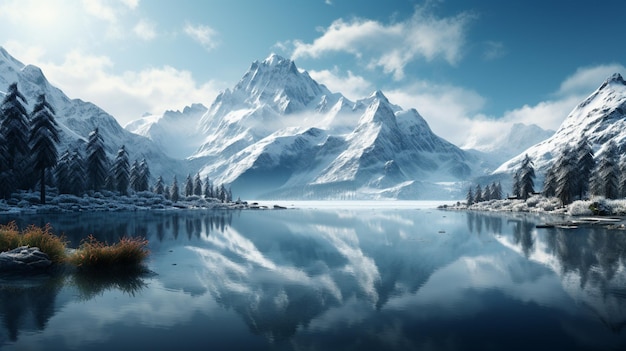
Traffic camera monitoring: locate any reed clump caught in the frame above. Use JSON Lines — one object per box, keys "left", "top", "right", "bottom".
{"left": 0, "top": 222, "right": 67, "bottom": 263}
{"left": 67, "top": 235, "right": 150, "bottom": 271}
{"left": 0, "top": 222, "right": 149, "bottom": 271}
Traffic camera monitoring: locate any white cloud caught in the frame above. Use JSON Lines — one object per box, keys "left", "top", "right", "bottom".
{"left": 184, "top": 23, "right": 219, "bottom": 51}
{"left": 27, "top": 50, "right": 222, "bottom": 126}
{"left": 385, "top": 81, "right": 486, "bottom": 145}
{"left": 134, "top": 19, "right": 157, "bottom": 41}
{"left": 290, "top": 5, "right": 473, "bottom": 80}
{"left": 557, "top": 63, "right": 626, "bottom": 96}
{"left": 307, "top": 68, "right": 373, "bottom": 100}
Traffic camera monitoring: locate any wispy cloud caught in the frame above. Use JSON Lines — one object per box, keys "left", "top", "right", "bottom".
{"left": 133, "top": 19, "right": 157, "bottom": 41}
{"left": 289, "top": 4, "right": 474, "bottom": 80}
{"left": 482, "top": 41, "right": 506, "bottom": 60}
{"left": 13, "top": 49, "right": 222, "bottom": 125}
{"left": 308, "top": 67, "right": 373, "bottom": 100}
{"left": 184, "top": 23, "right": 219, "bottom": 51}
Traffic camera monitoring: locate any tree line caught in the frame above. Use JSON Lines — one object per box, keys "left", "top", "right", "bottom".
{"left": 0, "top": 82, "right": 232, "bottom": 204}
{"left": 467, "top": 137, "right": 626, "bottom": 206}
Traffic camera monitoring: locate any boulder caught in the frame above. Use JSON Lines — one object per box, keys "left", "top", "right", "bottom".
{"left": 0, "top": 246, "right": 52, "bottom": 272}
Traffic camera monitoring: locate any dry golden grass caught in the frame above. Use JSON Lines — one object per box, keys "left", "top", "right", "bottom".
{"left": 1, "top": 222, "right": 150, "bottom": 272}
{"left": 0, "top": 222, "right": 67, "bottom": 263}
{"left": 68, "top": 235, "right": 150, "bottom": 271}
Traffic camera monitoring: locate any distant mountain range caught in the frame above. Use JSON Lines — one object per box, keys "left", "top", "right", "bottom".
{"left": 5, "top": 46, "right": 623, "bottom": 200}
{"left": 127, "top": 54, "right": 494, "bottom": 199}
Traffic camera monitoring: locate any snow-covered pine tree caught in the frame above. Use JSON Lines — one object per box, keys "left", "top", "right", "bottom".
{"left": 153, "top": 175, "right": 165, "bottom": 195}
{"left": 129, "top": 160, "right": 140, "bottom": 192}
{"left": 474, "top": 184, "right": 483, "bottom": 203}
{"left": 55, "top": 151, "right": 71, "bottom": 194}
{"left": 554, "top": 147, "right": 578, "bottom": 205}
{"left": 619, "top": 157, "right": 626, "bottom": 198}
{"left": 112, "top": 145, "right": 130, "bottom": 195}
{"left": 518, "top": 154, "right": 535, "bottom": 200}
{"left": 184, "top": 174, "right": 193, "bottom": 197}
{"left": 466, "top": 186, "right": 474, "bottom": 205}
{"left": 29, "top": 94, "right": 60, "bottom": 204}
{"left": 0, "top": 133, "right": 14, "bottom": 199}
{"left": 575, "top": 137, "right": 594, "bottom": 199}
{"left": 482, "top": 184, "right": 492, "bottom": 201}
{"left": 0, "top": 83, "right": 29, "bottom": 171}
{"left": 193, "top": 173, "right": 202, "bottom": 196}
{"left": 591, "top": 141, "right": 619, "bottom": 199}
{"left": 68, "top": 149, "right": 86, "bottom": 195}
{"left": 138, "top": 159, "right": 150, "bottom": 192}
{"left": 542, "top": 163, "right": 558, "bottom": 198}
{"left": 203, "top": 175, "right": 212, "bottom": 198}
{"left": 170, "top": 176, "right": 179, "bottom": 202}
{"left": 86, "top": 128, "right": 109, "bottom": 191}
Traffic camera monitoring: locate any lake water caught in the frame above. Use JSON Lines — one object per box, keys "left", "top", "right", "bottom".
{"left": 1, "top": 202, "right": 626, "bottom": 350}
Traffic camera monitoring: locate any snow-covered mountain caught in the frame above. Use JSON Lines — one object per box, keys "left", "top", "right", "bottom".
{"left": 126, "top": 54, "right": 483, "bottom": 199}
{"left": 466, "top": 123, "right": 554, "bottom": 167}
{"left": 495, "top": 73, "right": 626, "bottom": 177}
{"left": 0, "top": 47, "right": 187, "bottom": 181}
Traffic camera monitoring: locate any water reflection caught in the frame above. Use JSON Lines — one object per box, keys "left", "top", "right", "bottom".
{"left": 0, "top": 209, "right": 625, "bottom": 350}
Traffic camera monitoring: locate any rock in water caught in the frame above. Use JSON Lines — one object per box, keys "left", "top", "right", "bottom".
{"left": 0, "top": 246, "right": 52, "bottom": 272}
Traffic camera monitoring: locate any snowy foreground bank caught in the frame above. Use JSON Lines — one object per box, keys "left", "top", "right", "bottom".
{"left": 0, "top": 190, "right": 248, "bottom": 215}
{"left": 447, "top": 195, "right": 626, "bottom": 217}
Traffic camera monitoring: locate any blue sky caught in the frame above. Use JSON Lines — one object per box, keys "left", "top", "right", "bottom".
{"left": 1, "top": 0, "right": 625, "bottom": 147}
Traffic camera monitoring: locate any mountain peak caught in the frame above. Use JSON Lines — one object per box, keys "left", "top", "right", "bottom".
{"left": 369, "top": 90, "right": 389, "bottom": 103}
{"left": 262, "top": 53, "right": 290, "bottom": 66}
{"left": 603, "top": 72, "right": 626, "bottom": 87}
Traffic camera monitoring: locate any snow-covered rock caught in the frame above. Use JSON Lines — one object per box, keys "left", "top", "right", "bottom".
{"left": 0, "top": 246, "right": 52, "bottom": 272}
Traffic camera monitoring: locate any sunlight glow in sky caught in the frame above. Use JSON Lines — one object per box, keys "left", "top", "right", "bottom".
{"left": 1, "top": 0, "right": 625, "bottom": 147}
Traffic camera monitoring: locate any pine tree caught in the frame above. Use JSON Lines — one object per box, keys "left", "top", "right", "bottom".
{"left": 466, "top": 186, "right": 474, "bottom": 205}
{"left": 129, "top": 160, "right": 141, "bottom": 192}
{"left": 55, "top": 150, "right": 72, "bottom": 194}
{"left": 184, "top": 174, "right": 193, "bottom": 197}
{"left": 619, "top": 157, "right": 626, "bottom": 198}
{"left": 67, "top": 150, "right": 86, "bottom": 195}
{"left": 575, "top": 137, "right": 594, "bottom": 199}
{"left": 203, "top": 176, "right": 212, "bottom": 198}
{"left": 153, "top": 175, "right": 165, "bottom": 195}
{"left": 86, "top": 128, "right": 108, "bottom": 191}
{"left": 518, "top": 154, "right": 535, "bottom": 200}
{"left": 29, "top": 94, "right": 60, "bottom": 204}
{"left": 482, "top": 184, "right": 492, "bottom": 201}
{"left": 474, "top": 184, "right": 483, "bottom": 203}
{"left": 0, "top": 83, "right": 29, "bottom": 172}
{"left": 193, "top": 173, "right": 203, "bottom": 196}
{"left": 0, "top": 133, "right": 15, "bottom": 199}
{"left": 138, "top": 159, "right": 150, "bottom": 192}
{"left": 591, "top": 141, "right": 619, "bottom": 199}
{"left": 112, "top": 145, "right": 130, "bottom": 195}
{"left": 170, "top": 176, "right": 179, "bottom": 202}
{"left": 490, "top": 181, "right": 502, "bottom": 200}
{"left": 554, "top": 147, "right": 578, "bottom": 205}
{"left": 542, "top": 164, "right": 558, "bottom": 198}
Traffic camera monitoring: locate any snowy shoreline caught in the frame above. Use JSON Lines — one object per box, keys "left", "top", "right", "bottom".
{"left": 0, "top": 190, "right": 248, "bottom": 215}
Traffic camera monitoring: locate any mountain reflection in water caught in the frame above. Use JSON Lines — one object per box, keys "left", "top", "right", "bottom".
{"left": 0, "top": 208, "right": 625, "bottom": 350}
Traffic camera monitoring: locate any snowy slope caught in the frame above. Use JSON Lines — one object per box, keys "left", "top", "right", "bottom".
{"left": 172, "top": 54, "right": 482, "bottom": 199}
{"left": 124, "top": 103, "right": 207, "bottom": 159}
{"left": 495, "top": 73, "right": 626, "bottom": 176}
{"left": 0, "top": 47, "right": 188, "bottom": 182}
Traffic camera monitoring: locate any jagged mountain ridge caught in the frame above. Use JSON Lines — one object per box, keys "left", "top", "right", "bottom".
{"left": 0, "top": 47, "right": 188, "bottom": 182}
{"left": 495, "top": 73, "right": 626, "bottom": 177}
{"left": 127, "top": 54, "right": 483, "bottom": 199}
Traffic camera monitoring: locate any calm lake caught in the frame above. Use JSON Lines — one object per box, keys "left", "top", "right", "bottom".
{"left": 1, "top": 201, "right": 625, "bottom": 351}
